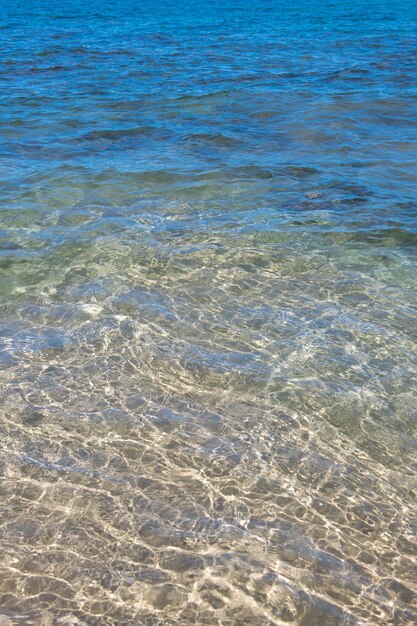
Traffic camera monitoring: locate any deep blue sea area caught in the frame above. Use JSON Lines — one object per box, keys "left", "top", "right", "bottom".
{"left": 0, "top": 1, "right": 416, "bottom": 624}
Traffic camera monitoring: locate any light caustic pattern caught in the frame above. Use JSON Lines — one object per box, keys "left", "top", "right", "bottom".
{"left": 0, "top": 1, "right": 417, "bottom": 624}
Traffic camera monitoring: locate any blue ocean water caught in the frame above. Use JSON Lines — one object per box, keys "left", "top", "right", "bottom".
{"left": 1, "top": 1, "right": 417, "bottom": 624}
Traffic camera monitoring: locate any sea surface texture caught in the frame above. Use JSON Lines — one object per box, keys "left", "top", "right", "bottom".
{"left": 1, "top": 0, "right": 416, "bottom": 624}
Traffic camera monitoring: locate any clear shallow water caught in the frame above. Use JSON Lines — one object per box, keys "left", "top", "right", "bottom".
{"left": 1, "top": 0, "right": 417, "bottom": 624}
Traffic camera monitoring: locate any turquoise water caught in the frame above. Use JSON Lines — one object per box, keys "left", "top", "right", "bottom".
{"left": 1, "top": 1, "right": 417, "bottom": 624}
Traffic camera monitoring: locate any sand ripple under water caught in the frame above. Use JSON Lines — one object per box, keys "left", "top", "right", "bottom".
{"left": 0, "top": 1, "right": 416, "bottom": 624}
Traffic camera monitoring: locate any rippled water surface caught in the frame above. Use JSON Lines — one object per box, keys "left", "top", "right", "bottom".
{"left": 1, "top": 1, "right": 417, "bottom": 624}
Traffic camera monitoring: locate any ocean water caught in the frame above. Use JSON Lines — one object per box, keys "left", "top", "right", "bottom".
{"left": 1, "top": 0, "right": 417, "bottom": 624}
